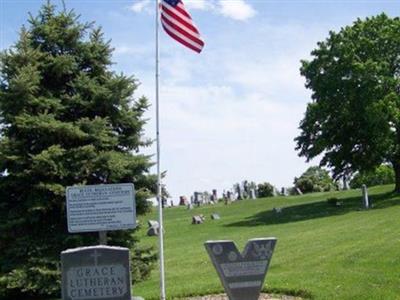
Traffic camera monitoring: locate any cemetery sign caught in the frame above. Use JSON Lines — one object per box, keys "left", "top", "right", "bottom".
{"left": 205, "top": 238, "right": 277, "bottom": 300}
{"left": 61, "top": 246, "right": 131, "bottom": 300}
{"left": 66, "top": 183, "right": 135, "bottom": 233}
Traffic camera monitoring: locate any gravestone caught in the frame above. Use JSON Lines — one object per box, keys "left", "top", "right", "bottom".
{"left": 250, "top": 189, "right": 256, "bottom": 200}
{"left": 295, "top": 187, "right": 303, "bottom": 195}
{"left": 362, "top": 184, "right": 369, "bottom": 209}
{"left": 227, "top": 191, "right": 232, "bottom": 201}
{"left": 273, "top": 207, "right": 282, "bottom": 214}
{"left": 204, "top": 238, "right": 277, "bottom": 300}
{"left": 147, "top": 220, "right": 159, "bottom": 228}
{"left": 179, "top": 196, "right": 188, "bottom": 206}
{"left": 212, "top": 189, "right": 218, "bottom": 200}
{"left": 211, "top": 213, "right": 221, "bottom": 220}
{"left": 192, "top": 215, "right": 203, "bottom": 224}
{"left": 61, "top": 246, "right": 131, "bottom": 300}
{"left": 147, "top": 226, "right": 159, "bottom": 237}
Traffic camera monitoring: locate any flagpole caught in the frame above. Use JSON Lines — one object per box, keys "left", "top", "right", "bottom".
{"left": 155, "top": 0, "right": 166, "bottom": 299}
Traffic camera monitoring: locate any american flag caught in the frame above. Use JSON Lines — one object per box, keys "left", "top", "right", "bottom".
{"left": 160, "top": 0, "right": 205, "bottom": 53}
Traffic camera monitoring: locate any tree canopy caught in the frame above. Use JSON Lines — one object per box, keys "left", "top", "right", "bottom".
{"left": 350, "top": 164, "right": 395, "bottom": 189}
{"left": 295, "top": 14, "right": 400, "bottom": 191}
{"left": 0, "top": 3, "right": 156, "bottom": 298}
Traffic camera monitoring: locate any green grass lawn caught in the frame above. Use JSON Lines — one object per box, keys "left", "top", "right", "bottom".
{"left": 133, "top": 185, "right": 400, "bottom": 299}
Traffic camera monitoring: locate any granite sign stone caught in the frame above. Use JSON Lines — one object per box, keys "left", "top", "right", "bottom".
{"left": 61, "top": 246, "right": 131, "bottom": 300}
{"left": 205, "top": 238, "right": 277, "bottom": 300}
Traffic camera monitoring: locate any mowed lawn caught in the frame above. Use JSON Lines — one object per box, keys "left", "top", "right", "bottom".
{"left": 133, "top": 185, "right": 400, "bottom": 299}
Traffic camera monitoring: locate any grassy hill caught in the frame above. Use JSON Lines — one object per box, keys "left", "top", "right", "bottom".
{"left": 133, "top": 185, "right": 400, "bottom": 299}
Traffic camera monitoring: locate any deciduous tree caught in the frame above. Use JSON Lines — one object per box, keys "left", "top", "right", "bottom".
{"left": 296, "top": 14, "right": 400, "bottom": 192}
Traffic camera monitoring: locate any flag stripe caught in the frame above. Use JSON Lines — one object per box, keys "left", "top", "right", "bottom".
{"left": 175, "top": 2, "right": 193, "bottom": 20}
{"left": 161, "top": 5, "right": 200, "bottom": 36}
{"left": 161, "top": 1, "right": 192, "bottom": 23}
{"left": 161, "top": 1, "right": 198, "bottom": 34}
{"left": 161, "top": 13, "right": 202, "bottom": 43}
{"left": 161, "top": 19, "right": 203, "bottom": 52}
{"left": 160, "top": 0, "right": 204, "bottom": 53}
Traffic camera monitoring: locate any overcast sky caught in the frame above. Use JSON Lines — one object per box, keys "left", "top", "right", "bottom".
{"left": 2, "top": 0, "right": 400, "bottom": 202}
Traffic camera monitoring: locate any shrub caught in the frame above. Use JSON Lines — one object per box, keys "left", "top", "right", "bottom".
{"left": 294, "top": 166, "right": 337, "bottom": 193}
{"left": 257, "top": 182, "right": 275, "bottom": 197}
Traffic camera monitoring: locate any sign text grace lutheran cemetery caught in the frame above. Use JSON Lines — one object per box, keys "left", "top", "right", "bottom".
{"left": 66, "top": 183, "right": 136, "bottom": 233}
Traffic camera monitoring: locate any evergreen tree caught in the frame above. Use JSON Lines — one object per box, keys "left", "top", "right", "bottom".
{"left": 0, "top": 3, "right": 157, "bottom": 298}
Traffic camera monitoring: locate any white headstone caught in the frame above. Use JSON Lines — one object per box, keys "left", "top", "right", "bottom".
{"left": 362, "top": 184, "right": 369, "bottom": 209}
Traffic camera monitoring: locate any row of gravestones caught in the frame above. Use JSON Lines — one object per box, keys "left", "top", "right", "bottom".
{"left": 178, "top": 185, "right": 305, "bottom": 208}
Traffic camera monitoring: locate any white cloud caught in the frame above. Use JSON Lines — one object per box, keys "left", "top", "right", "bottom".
{"left": 184, "top": 0, "right": 214, "bottom": 10}
{"left": 129, "top": 0, "right": 151, "bottom": 13}
{"left": 218, "top": 0, "right": 256, "bottom": 21}
{"left": 128, "top": 0, "right": 256, "bottom": 22}
{"left": 131, "top": 21, "right": 330, "bottom": 200}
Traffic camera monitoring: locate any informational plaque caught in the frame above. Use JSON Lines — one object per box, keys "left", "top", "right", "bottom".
{"left": 205, "top": 238, "right": 277, "bottom": 300}
{"left": 66, "top": 183, "right": 135, "bottom": 233}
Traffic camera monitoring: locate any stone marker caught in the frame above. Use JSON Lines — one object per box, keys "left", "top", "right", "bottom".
{"left": 147, "top": 220, "right": 159, "bottom": 228}
{"left": 204, "top": 238, "right": 277, "bottom": 300}
{"left": 61, "top": 245, "right": 131, "bottom": 300}
{"left": 192, "top": 215, "right": 204, "bottom": 224}
{"left": 147, "top": 226, "right": 159, "bottom": 236}
{"left": 362, "top": 184, "right": 369, "bottom": 209}
{"left": 295, "top": 187, "right": 303, "bottom": 195}
{"left": 179, "top": 196, "right": 188, "bottom": 206}
{"left": 211, "top": 213, "right": 221, "bottom": 220}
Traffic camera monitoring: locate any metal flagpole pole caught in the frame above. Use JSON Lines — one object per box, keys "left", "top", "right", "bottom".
{"left": 155, "top": 1, "right": 166, "bottom": 299}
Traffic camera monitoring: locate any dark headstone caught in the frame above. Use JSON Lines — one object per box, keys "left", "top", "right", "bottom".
{"left": 179, "top": 196, "right": 188, "bottom": 206}
{"left": 204, "top": 238, "right": 277, "bottom": 300}
{"left": 61, "top": 246, "right": 131, "bottom": 300}
{"left": 147, "top": 226, "right": 159, "bottom": 236}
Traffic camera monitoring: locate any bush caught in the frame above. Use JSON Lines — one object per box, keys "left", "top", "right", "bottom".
{"left": 350, "top": 164, "right": 395, "bottom": 189}
{"left": 257, "top": 182, "right": 275, "bottom": 197}
{"left": 294, "top": 166, "right": 337, "bottom": 193}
